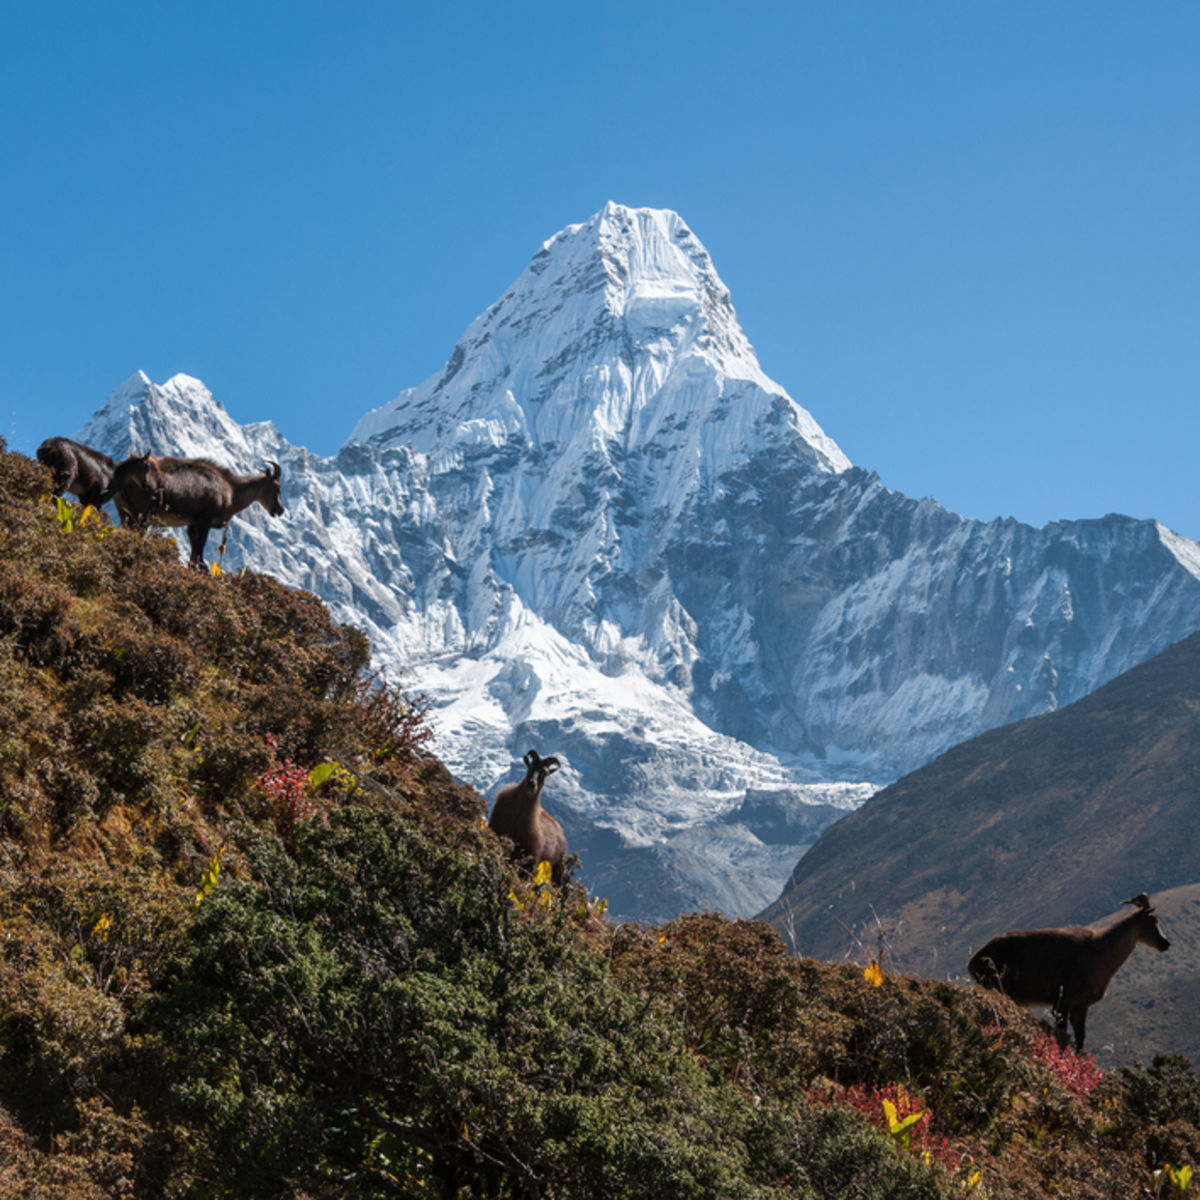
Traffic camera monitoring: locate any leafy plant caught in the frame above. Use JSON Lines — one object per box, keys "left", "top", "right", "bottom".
{"left": 193, "top": 847, "right": 225, "bottom": 908}
{"left": 55, "top": 495, "right": 75, "bottom": 531}
{"left": 882, "top": 1088, "right": 927, "bottom": 1151}
{"left": 809, "top": 1080, "right": 952, "bottom": 1169}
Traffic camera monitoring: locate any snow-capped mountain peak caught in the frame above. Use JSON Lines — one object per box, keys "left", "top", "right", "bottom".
{"left": 348, "top": 203, "right": 850, "bottom": 477}
{"left": 1158, "top": 521, "right": 1200, "bottom": 582}
{"left": 74, "top": 204, "right": 1200, "bottom": 923}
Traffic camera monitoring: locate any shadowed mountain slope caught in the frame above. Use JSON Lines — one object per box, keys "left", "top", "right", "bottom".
{"left": 761, "top": 630, "right": 1200, "bottom": 1062}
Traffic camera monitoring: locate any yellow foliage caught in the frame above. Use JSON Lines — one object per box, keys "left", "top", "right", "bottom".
{"left": 55, "top": 495, "right": 74, "bottom": 531}
{"left": 1155, "top": 1163, "right": 1196, "bottom": 1193}
{"left": 532, "top": 860, "right": 554, "bottom": 908}
{"left": 194, "top": 846, "right": 226, "bottom": 908}
{"left": 308, "top": 761, "right": 358, "bottom": 794}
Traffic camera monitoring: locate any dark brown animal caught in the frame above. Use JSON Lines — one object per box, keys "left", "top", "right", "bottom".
{"left": 488, "top": 749, "right": 568, "bottom": 883}
{"left": 968, "top": 893, "right": 1170, "bottom": 1052}
{"left": 36, "top": 437, "right": 118, "bottom": 508}
{"left": 110, "top": 453, "right": 284, "bottom": 568}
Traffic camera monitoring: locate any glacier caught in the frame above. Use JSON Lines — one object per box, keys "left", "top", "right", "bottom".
{"left": 75, "top": 203, "right": 1200, "bottom": 922}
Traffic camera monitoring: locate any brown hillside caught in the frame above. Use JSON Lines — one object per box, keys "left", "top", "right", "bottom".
{"left": 760, "top": 630, "right": 1200, "bottom": 1062}
{"left": 12, "top": 441, "right": 1200, "bottom": 1197}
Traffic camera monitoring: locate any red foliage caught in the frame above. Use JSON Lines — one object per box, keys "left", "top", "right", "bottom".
{"left": 1028, "top": 1033, "right": 1105, "bottom": 1100}
{"left": 257, "top": 736, "right": 322, "bottom": 828}
{"left": 981, "top": 1025, "right": 1106, "bottom": 1101}
{"left": 808, "top": 1080, "right": 957, "bottom": 1170}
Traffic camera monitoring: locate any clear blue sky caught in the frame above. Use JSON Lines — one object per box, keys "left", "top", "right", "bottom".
{"left": 3, "top": 2, "right": 1198, "bottom": 538}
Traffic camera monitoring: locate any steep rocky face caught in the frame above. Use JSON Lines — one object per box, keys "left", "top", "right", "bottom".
{"left": 674, "top": 465, "right": 1200, "bottom": 776}
{"left": 77, "top": 204, "right": 1200, "bottom": 922}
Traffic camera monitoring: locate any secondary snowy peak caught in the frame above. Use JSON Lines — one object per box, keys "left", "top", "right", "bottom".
{"left": 349, "top": 203, "right": 850, "bottom": 476}
{"left": 77, "top": 372, "right": 282, "bottom": 469}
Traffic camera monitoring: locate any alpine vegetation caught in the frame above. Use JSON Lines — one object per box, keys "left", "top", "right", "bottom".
{"left": 5, "top": 435, "right": 1200, "bottom": 1200}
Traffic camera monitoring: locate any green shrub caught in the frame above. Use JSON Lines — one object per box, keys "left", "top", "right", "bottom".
{"left": 1120, "top": 1055, "right": 1200, "bottom": 1128}
{"left": 142, "top": 810, "right": 955, "bottom": 1199}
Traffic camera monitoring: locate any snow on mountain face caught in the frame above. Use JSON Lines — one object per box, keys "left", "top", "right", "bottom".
{"left": 76, "top": 204, "right": 1200, "bottom": 923}
{"left": 81, "top": 372, "right": 279, "bottom": 463}
{"left": 351, "top": 204, "right": 849, "bottom": 478}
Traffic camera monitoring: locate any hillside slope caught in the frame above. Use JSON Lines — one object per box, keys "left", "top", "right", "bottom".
{"left": 4, "top": 441, "right": 1200, "bottom": 1199}
{"left": 761, "top": 631, "right": 1200, "bottom": 1062}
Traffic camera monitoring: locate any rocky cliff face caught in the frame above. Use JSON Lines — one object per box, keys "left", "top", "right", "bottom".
{"left": 78, "top": 204, "right": 1200, "bottom": 921}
